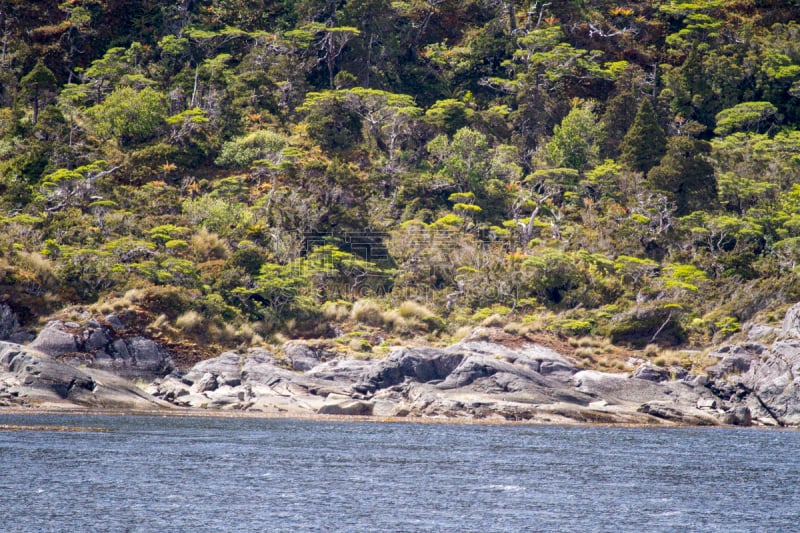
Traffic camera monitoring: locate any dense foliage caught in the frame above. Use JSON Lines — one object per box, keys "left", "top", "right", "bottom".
{"left": 2, "top": 0, "right": 800, "bottom": 352}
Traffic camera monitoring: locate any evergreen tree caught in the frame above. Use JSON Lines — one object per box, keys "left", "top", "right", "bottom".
{"left": 648, "top": 136, "right": 716, "bottom": 215}
{"left": 619, "top": 98, "right": 667, "bottom": 174}
{"left": 19, "top": 61, "right": 57, "bottom": 125}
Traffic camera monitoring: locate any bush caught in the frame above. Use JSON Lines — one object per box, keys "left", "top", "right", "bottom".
{"left": 351, "top": 299, "right": 384, "bottom": 327}
{"left": 322, "top": 300, "right": 351, "bottom": 321}
{"left": 481, "top": 313, "right": 507, "bottom": 328}
{"left": 607, "top": 305, "right": 686, "bottom": 347}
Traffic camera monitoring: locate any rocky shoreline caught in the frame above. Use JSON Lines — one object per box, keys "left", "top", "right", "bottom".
{"left": 3, "top": 304, "right": 800, "bottom": 428}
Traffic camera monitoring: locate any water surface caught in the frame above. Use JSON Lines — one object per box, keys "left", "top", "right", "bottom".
{"left": 1, "top": 414, "right": 798, "bottom": 532}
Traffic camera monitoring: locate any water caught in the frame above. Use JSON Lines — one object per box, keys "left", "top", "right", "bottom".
{"left": 1, "top": 414, "right": 799, "bottom": 532}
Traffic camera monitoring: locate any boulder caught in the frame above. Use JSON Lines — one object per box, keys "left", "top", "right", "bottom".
{"left": 317, "top": 393, "right": 374, "bottom": 416}
{"left": 745, "top": 323, "right": 777, "bottom": 341}
{"left": 0, "top": 303, "right": 19, "bottom": 341}
{"left": 637, "top": 401, "right": 718, "bottom": 425}
{"left": 781, "top": 303, "right": 800, "bottom": 338}
{"left": 706, "top": 345, "right": 757, "bottom": 378}
{"left": 740, "top": 339, "right": 800, "bottom": 425}
{"left": 184, "top": 351, "right": 242, "bottom": 386}
{"left": 721, "top": 406, "right": 752, "bottom": 426}
{"left": 29, "top": 322, "right": 81, "bottom": 356}
{"left": 632, "top": 363, "right": 670, "bottom": 382}
{"left": 194, "top": 372, "right": 219, "bottom": 393}
{"left": 283, "top": 341, "right": 324, "bottom": 371}
{"left": 0, "top": 341, "right": 169, "bottom": 409}
{"left": 27, "top": 320, "right": 173, "bottom": 380}
{"left": 355, "top": 347, "right": 464, "bottom": 393}
{"left": 696, "top": 398, "right": 717, "bottom": 410}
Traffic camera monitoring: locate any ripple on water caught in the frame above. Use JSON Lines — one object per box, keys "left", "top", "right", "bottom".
{"left": 0, "top": 415, "right": 799, "bottom": 532}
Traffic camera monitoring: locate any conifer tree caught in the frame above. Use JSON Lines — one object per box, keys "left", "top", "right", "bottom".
{"left": 648, "top": 136, "right": 716, "bottom": 215}
{"left": 619, "top": 98, "right": 667, "bottom": 174}
{"left": 19, "top": 61, "right": 57, "bottom": 125}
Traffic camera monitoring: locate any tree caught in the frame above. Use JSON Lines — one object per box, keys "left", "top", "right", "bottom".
{"left": 648, "top": 137, "right": 716, "bottom": 215}
{"left": 714, "top": 101, "right": 778, "bottom": 136}
{"left": 20, "top": 61, "right": 57, "bottom": 125}
{"left": 427, "top": 127, "right": 490, "bottom": 193}
{"left": 298, "top": 91, "right": 364, "bottom": 153}
{"left": 620, "top": 98, "right": 667, "bottom": 174}
{"left": 86, "top": 87, "right": 168, "bottom": 145}
{"left": 546, "top": 101, "right": 605, "bottom": 172}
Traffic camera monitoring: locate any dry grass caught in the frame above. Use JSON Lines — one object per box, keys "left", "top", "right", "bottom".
{"left": 175, "top": 310, "right": 204, "bottom": 333}
{"left": 190, "top": 227, "right": 230, "bottom": 261}
{"left": 451, "top": 326, "right": 474, "bottom": 343}
{"left": 351, "top": 299, "right": 384, "bottom": 327}
{"left": 398, "top": 300, "right": 434, "bottom": 319}
{"left": 481, "top": 313, "right": 507, "bottom": 328}
{"left": 322, "top": 301, "right": 351, "bottom": 321}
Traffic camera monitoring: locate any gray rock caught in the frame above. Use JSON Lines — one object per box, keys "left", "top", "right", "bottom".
{"left": 83, "top": 327, "right": 112, "bottom": 351}
{"left": 125, "top": 337, "right": 173, "bottom": 377}
{"left": 668, "top": 365, "right": 688, "bottom": 380}
{"left": 637, "top": 401, "right": 718, "bottom": 425}
{"left": 739, "top": 338, "right": 800, "bottom": 425}
{"left": 782, "top": 303, "right": 800, "bottom": 338}
{"left": 632, "top": 363, "right": 670, "bottom": 382}
{"left": 0, "top": 341, "right": 169, "bottom": 409}
{"left": 0, "top": 303, "right": 19, "bottom": 341}
{"left": 706, "top": 345, "right": 757, "bottom": 378}
{"left": 696, "top": 398, "right": 717, "bottom": 410}
{"left": 539, "top": 360, "right": 576, "bottom": 375}
{"left": 194, "top": 372, "right": 219, "bottom": 393}
{"left": 29, "top": 322, "right": 81, "bottom": 356}
{"left": 104, "top": 314, "right": 125, "bottom": 332}
{"left": 745, "top": 323, "right": 777, "bottom": 341}
{"left": 356, "top": 347, "right": 463, "bottom": 393}
{"left": 317, "top": 393, "right": 374, "bottom": 415}
{"left": 184, "top": 351, "right": 242, "bottom": 386}
{"left": 721, "top": 406, "right": 752, "bottom": 426}
{"left": 283, "top": 341, "right": 323, "bottom": 371}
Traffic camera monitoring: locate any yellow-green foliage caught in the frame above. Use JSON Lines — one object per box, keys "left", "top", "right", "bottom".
{"left": 322, "top": 300, "right": 352, "bottom": 321}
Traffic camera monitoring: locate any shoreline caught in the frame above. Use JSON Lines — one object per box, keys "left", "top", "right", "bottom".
{"left": 1, "top": 406, "right": 795, "bottom": 431}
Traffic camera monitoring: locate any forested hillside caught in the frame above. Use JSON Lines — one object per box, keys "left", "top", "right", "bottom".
{"left": 2, "top": 0, "right": 800, "bottom": 362}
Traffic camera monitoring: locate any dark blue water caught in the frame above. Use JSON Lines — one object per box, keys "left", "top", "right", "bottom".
{"left": 1, "top": 414, "right": 798, "bottom": 532}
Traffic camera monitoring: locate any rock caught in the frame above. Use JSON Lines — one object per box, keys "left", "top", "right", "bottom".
{"left": 83, "top": 327, "right": 112, "bottom": 351}
{"left": 29, "top": 322, "right": 81, "bottom": 356}
{"left": 27, "top": 320, "right": 173, "bottom": 380}
{"left": 745, "top": 323, "right": 777, "bottom": 341}
{"left": 317, "top": 393, "right": 374, "bottom": 416}
{"left": 637, "top": 401, "right": 719, "bottom": 425}
{"left": 739, "top": 338, "right": 800, "bottom": 425}
{"left": 146, "top": 375, "right": 190, "bottom": 401}
{"left": 0, "top": 303, "right": 19, "bottom": 341}
{"left": 668, "top": 365, "right": 688, "bottom": 380}
{"left": 104, "top": 314, "right": 125, "bottom": 332}
{"left": 123, "top": 337, "right": 173, "bottom": 378}
{"left": 632, "top": 363, "right": 670, "bottom": 382}
{"left": 0, "top": 341, "right": 169, "bottom": 409}
{"left": 706, "top": 345, "right": 757, "bottom": 378}
{"left": 184, "top": 351, "right": 242, "bottom": 386}
{"left": 355, "top": 347, "right": 464, "bottom": 393}
{"left": 782, "top": 303, "right": 800, "bottom": 338}
{"left": 696, "top": 398, "right": 717, "bottom": 410}
{"left": 283, "top": 341, "right": 324, "bottom": 371}
{"left": 194, "top": 372, "right": 219, "bottom": 393}
{"left": 721, "top": 406, "right": 752, "bottom": 426}
{"left": 539, "top": 360, "right": 576, "bottom": 375}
